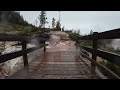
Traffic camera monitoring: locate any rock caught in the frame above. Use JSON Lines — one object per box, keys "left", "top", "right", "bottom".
{"left": 0, "top": 41, "right": 43, "bottom": 78}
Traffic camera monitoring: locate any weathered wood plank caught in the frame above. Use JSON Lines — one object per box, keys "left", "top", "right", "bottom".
{"left": 79, "top": 28, "right": 120, "bottom": 40}
{"left": 22, "top": 41, "right": 28, "bottom": 66}
{"left": 7, "top": 50, "right": 102, "bottom": 79}
{"left": 0, "top": 34, "right": 47, "bottom": 42}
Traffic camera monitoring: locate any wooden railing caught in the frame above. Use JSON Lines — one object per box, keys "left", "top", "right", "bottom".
{"left": 79, "top": 28, "right": 120, "bottom": 79}
{"left": 0, "top": 34, "right": 48, "bottom": 66}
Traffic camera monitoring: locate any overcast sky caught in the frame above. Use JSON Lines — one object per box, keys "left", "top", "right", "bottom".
{"left": 20, "top": 11, "right": 120, "bottom": 35}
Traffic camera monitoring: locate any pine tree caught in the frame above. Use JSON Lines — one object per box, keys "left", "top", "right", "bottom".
{"left": 0, "top": 11, "right": 31, "bottom": 26}
{"left": 56, "top": 20, "right": 61, "bottom": 31}
{"left": 62, "top": 26, "right": 64, "bottom": 31}
{"left": 38, "top": 11, "right": 48, "bottom": 28}
{"left": 77, "top": 29, "right": 80, "bottom": 35}
{"left": 52, "top": 17, "right": 55, "bottom": 28}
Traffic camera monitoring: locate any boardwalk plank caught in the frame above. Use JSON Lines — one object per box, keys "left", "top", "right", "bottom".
{"left": 7, "top": 50, "right": 102, "bottom": 79}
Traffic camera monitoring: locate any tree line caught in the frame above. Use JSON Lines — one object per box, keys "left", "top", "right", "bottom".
{"left": 0, "top": 11, "right": 33, "bottom": 27}
{"left": 36, "top": 11, "right": 64, "bottom": 31}
{"left": 0, "top": 11, "right": 64, "bottom": 31}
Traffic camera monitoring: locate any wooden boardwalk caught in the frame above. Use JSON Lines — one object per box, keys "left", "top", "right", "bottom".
{"left": 7, "top": 47, "right": 104, "bottom": 79}
{"left": 3, "top": 29, "right": 120, "bottom": 79}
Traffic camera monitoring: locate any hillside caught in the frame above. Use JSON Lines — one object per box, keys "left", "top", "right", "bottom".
{"left": 0, "top": 23, "right": 32, "bottom": 34}
{"left": 0, "top": 11, "right": 33, "bottom": 27}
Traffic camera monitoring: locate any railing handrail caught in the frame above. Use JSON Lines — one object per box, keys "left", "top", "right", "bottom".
{"left": 0, "top": 44, "right": 46, "bottom": 63}
{"left": 79, "top": 28, "right": 120, "bottom": 40}
{"left": 80, "top": 51, "right": 120, "bottom": 79}
{"left": 81, "top": 45, "right": 120, "bottom": 65}
{"left": 79, "top": 28, "right": 120, "bottom": 64}
{"left": 0, "top": 34, "right": 48, "bottom": 66}
{"left": 0, "top": 34, "right": 48, "bottom": 42}
{"left": 79, "top": 28, "right": 120, "bottom": 79}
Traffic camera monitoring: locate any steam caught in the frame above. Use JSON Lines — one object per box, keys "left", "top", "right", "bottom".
{"left": 46, "top": 31, "right": 77, "bottom": 52}
{"left": 0, "top": 12, "right": 8, "bottom": 34}
{"left": 111, "top": 39, "right": 120, "bottom": 50}
{"left": 1, "top": 12, "right": 8, "bottom": 25}
{"left": 28, "top": 38, "right": 41, "bottom": 47}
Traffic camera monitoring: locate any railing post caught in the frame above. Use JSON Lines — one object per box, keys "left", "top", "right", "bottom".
{"left": 91, "top": 32, "right": 98, "bottom": 73}
{"left": 43, "top": 41, "right": 46, "bottom": 52}
{"left": 92, "top": 32, "right": 98, "bottom": 61}
{"left": 22, "top": 41, "right": 28, "bottom": 66}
